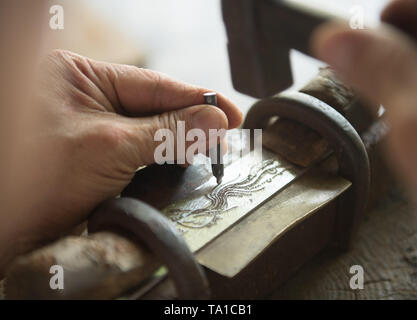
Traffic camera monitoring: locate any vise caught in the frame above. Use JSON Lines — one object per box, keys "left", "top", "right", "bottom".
{"left": 4, "top": 1, "right": 393, "bottom": 299}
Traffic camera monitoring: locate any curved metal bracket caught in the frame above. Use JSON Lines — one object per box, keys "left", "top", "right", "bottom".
{"left": 88, "top": 198, "right": 210, "bottom": 299}
{"left": 243, "top": 91, "right": 370, "bottom": 249}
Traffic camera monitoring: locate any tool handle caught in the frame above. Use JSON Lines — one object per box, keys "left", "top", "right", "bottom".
{"left": 222, "top": 0, "right": 336, "bottom": 97}
{"left": 5, "top": 198, "right": 210, "bottom": 299}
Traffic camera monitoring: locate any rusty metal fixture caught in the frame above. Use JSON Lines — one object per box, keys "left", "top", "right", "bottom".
{"left": 222, "top": 0, "right": 330, "bottom": 98}
{"left": 244, "top": 91, "right": 370, "bottom": 249}
{"left": 300, "top": 67, "right": 377, "bottom": 133}
{"left": 87, "top": 198, "right": 210, "bottom": 299}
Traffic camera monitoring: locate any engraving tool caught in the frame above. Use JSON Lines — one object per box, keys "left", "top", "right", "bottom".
{"left": 204, "top": 92, "right": 224, "bottom": 185}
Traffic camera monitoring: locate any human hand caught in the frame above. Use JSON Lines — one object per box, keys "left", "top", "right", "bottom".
{"left": 311, "top": 0, "right": 417, "bottom": 203}
{"left": 0, "top": 49, "right": 242, "bottom": 272}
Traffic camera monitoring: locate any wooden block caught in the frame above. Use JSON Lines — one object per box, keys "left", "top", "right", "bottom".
{"left": 263, "top": 119, "right": 329, "bottom": 167}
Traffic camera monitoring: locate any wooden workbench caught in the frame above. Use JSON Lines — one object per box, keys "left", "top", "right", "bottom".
{"left": 270, "top": 187, "right": 417, "bottom": 300}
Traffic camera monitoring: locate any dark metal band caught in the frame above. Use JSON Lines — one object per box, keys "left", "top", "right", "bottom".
{"left": 88, "top": 198, "right": 210, "bottom": 299}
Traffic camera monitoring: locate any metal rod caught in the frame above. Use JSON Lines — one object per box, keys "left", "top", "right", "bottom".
{"left": 204, "top": 92, "right": 224, "bottom": 184}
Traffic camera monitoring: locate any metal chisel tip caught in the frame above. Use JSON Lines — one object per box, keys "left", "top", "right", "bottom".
{"left": 216, "top": 176, "right": 222, "bottom": 185}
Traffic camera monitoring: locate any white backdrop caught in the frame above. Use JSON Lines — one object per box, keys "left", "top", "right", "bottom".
{"left": 87, "top": 0, "right": 391, "bottom": 114}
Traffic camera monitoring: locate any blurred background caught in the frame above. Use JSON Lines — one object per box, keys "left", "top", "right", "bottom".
{"left": 52, "top": 0, "right": 390, "bottom": 115}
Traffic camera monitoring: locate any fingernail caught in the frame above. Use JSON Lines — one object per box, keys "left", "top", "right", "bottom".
{"left": 312, "top": 23, "right": 358, "bottom": 73}
{"left": 191, "top": 107, "right": 225, "bottom": 135}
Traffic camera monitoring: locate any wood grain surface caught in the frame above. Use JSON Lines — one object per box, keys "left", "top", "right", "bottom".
{"left": 270, "top": 187, "right": 417, "bottom": 299}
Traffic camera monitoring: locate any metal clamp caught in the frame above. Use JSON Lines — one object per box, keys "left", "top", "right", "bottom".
{"left": 88, "top": 198, "right": 210, "bottom": 299}
{"left": 243, "top": 91, "right": 370, "bottom": 249}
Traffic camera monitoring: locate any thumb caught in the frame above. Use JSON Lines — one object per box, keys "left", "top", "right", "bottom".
{"left": 126, "top": 104, "right": 229, "bottom": 165}
{"left": 311, "top": 22, "right": 417, "bottom": 112}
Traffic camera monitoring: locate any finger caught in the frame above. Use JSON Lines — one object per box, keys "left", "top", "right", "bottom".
{"left": 69, "top": 51, "right": 243, "bottom": 129}
{"left": 311, "top": 22, "right": 417, "bottom": 200}
{"left": 122, "top": 104, "right": 229, "bottom": 165}
{"left": 381, "top": 0, "right": 417, "bottom": 38}
{"left": 311, "top": 22, "right": 417, "bottom": 111}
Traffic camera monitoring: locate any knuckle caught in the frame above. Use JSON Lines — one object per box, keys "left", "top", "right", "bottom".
{"left": 155, "top": 112, "right": 174, "bottom": 132}
{"left": 46, "top": 49, "right": 78, "bottom": 66}
{"left": 47, "top": 48, "right": 68, "bottom": 60}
